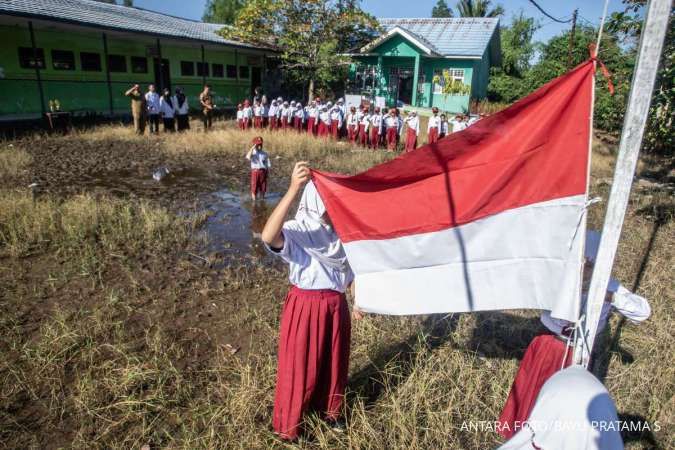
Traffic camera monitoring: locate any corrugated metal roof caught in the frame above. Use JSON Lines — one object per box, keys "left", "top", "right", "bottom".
{"left": 0, "top": 0, "right": 269, "bottom": 50}
{"left": 377, "top": 18, "right": 499, "bottom": 57}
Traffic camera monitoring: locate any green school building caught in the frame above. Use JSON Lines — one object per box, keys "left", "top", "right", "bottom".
{"left": 348, "top": 18, "right": 501, "bottom": 113}
{"left": 0, "top": 0, "right": 274, "bottom": 121}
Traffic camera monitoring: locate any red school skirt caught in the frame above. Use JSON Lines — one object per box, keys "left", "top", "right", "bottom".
{"left": 358, "top": 124, "right": 368, "bottom": 146}
{"left": 370, "top": 127, "right": 380, "bottom": 149}
{"left": 497, "top": 333, "right": 573, "bottom": 439}
{"left": 386, "top": 127, "right": 398, "bottom": 150}
{"left": 307, "top": 117, "right": 316, "bottom": 135}
{"left": 330, "top": 120, "right": 340, "bottom": 139}
{"left": 347, "top": 124, "right": 357, "bottom": 143}
{"left": 405, "top": 128, "right": 417, "bottom": 152}
{"left": 254, "top": 116, "right": 262, "bottom": 128}
{"left": 250, "top": 168, "right": 268, "bottom": 196}
{"left": 294, "top": 117, "right": 303, "bottom": 132}
{"left": 273, "top": 286, "right": 351, "bottom": 440}
{"left": 427, "top": 127, "right": 439, "bottom": 144}
{"left": 317, "top": 121, "right": 329, "bottom": 138}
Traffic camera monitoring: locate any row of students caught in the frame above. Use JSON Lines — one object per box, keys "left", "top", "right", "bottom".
{"left": 125, "top": 84, "right": 191, "bottom": 134}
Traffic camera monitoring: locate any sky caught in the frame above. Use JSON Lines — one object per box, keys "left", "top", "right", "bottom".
{"left": 131, "top": 0, "right": 626, "bottom": 44}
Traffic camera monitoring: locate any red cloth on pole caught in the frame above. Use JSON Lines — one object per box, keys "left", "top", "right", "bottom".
{"left": 273, "top": 287, "right": 351, "bottom": 440}
{"left": 405, "top": 128, "right": 417, "bottom": 152}
{"left": 250, "top": 168, "right": 268, "bottom": 196}
{"left": 307, "top": 117, "right": 316, "bottom": 135}
{"left": 386, "top": 127, "right": 398, "bottom": 150}
{"left": 497, "top": 334, "right": 573, "bottom": 439}
{"left": 358, "top": 124, "right": 368, "bottom": 146}
{"left": 370, "top": 127, "right": 380, "bottom": 149}
{"left": 427, "top": 127, "right": 439, "bottom": 144}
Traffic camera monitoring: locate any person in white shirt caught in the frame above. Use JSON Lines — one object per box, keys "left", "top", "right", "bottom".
{"left": 158, "top": 88, "right": 176, "bottom": 132}
{"left": 384, "top": 108, "right": 399, "bottom": 151}
{"left": 329, "top": 105, "right": 343, "bottom": 140}
{"left": 452, "top": 114, "right": 468, "bottom": 133}
{"left": 280, "top": 101, "right": 290, "bottom": 130}
{"left": 174, "top": 87, "right": 190, "bottom": 132}
{"left": 318, "top": 106, "right": 331, "bottom": 138}
{"left": 404, "top": 111, "right": 419, "bottom": 152}
{"left": 261, "top": 164, "right": 354, "bottom": 441}
{"left": 253, "top": 100, "right": 264, "bottom": 129}
{"left": 268, "top": 100, "right": 279, "bottom": 130}
{"left": 145, "top": 84, "right": 161, "bottom": 134}
{"left": 293, "top": 102, "right": 305, "bottom": 132}
{"left": 236, "top": 103, "right": 244, "bottom": 130}
{"left": 358, "top": 107, "right": 370, "bottom": 147}
{"left": 246, "top": 136, "right": 271, "bottom": 201}
{"left": 337, "top": 98, "right": 347, "bottom": 136}
{"left": 498, "top": 366, "right": 623, "bottom": 450}
{"left": 369, "top": 107, "right": 383, "bottom": 149}
{"left": 498, "top": 229, "right": 651, "bottom": 440}
{"left": 306, "top": 101, "right": 318, "bottom": 135}
{"left": 242, "top": 99, "right": 253, "bottom": 130}
{"left": 427, "top": 106, "right": 441, "bottom": 144}
{"left": 346, "top": 106, "right": 358, "bottom": 143}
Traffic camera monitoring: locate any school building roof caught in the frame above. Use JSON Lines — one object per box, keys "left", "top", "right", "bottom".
{"left": 0, "top": 0, "right": 270, "bottom": 50}
{"left": 371, "top": 18, "right": 500, "bottom": 58}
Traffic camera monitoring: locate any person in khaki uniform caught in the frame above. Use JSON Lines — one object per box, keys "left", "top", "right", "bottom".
{"left": 125, "top": 84, "right": 146, "bottom": 135}
{"left": 199, "top": 84, "right": 214, "bottom": 131}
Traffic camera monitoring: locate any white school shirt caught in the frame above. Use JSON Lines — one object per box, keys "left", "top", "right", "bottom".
{"left": 440, "top": 121, "right": 449, "bottom": 135}
{"left": 329, "top": 109, "right": 343, "bottom": 127}
{"left": 236, "top": 110, "right": 244, "bottom": 120}
{"left": 175, "top": 98, "right": 189, "bottom": 115}
{"left": 268, "top": 104, "right": 278, "bottom": 118}
{"left": 266, "top": 222, "right": 354, "bottom": 292}
{"left": 319, "top": 111, "right": 331, "bottom": 125}
{"left": 294, "top": 108, "right": 305, "bottom": 120}
{"left": 355, "top": 110, "right": 364, "bottom": 123}
{"left": 360, "top": 113, "right": 371, "bottom": 131}
{"left": 254, "top": 105, "right": 264, "bottom": 117}
{"left": 242, "top": 106, "right": 253, "bottom": 119}
{"left": 541, "top": 279, "right": 650, "bottom": 338}
{"left": 384, "top": 116, "right": 398, "bottom": 131}
{"left": 452, "top": 120, "right": 468, "bottom": 132}
{"left": 346, "top": 113, "right": 358, "bottom": 127}
{"left": 247, "top": 149, "right": 271, "bottom": 170}
{"left": 159, "top": 96, "right": 176, "bottom": 118}
{"left": 427, "top": 115, "right": 441, "bottom": 132}
{"left": 145, "top": 92, "right": 160, "bottom": 114}
{"left": 370, "top": 114, "right": 383, "bottom": 134}
{"left": 405, "top": 116, "right": 420, "bottom": 135}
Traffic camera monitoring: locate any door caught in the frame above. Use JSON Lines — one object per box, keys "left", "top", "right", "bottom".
{"left": 397, "top": 68, "right": 414, "bottom": 105}
{"left": 251, "top": 67, "right": 262, "bottom": 97}
{"left": 154, "top": 58, "right": 171, "bottom": 92}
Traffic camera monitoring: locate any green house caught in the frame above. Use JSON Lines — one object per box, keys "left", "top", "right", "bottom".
{"left": 348, "top": 18, "right": 501, "bottom": 113}
{"left": 0, "top": 0, "right": 274, "bottom": 121}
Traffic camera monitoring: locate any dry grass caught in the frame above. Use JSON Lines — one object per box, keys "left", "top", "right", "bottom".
{"left": 0, "top": 144, "right": 32, "bottom": 182}
{"left": 0, "top": 123, "right": 673, "bottom": 449}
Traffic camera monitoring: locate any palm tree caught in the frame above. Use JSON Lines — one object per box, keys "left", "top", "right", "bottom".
{"left": 455, "top": 0, "right": 504, "bottom": 18}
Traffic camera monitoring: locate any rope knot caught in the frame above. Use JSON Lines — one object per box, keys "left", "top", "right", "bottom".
{"left": 589, "top": 43, "right": 615, "bottom": 95}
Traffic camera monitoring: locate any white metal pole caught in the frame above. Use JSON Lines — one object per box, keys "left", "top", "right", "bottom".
{"left": 578, "top": 0, "right": 671, "bottom": 366}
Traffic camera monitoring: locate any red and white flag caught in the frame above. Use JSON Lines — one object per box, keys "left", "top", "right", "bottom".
{"left": 312, "top": 61, "right": 595, "bottom": 321}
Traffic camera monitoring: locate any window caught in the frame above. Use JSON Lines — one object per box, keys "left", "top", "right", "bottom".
{"left": 80, "top": 52, "right": 101, "bottom": 71}
{"left": 52, "top": 50, "right": 75, "bottom": 70}
{"left": 108, "top": 54, "right": 127, "bottom": 72}
{"left": 226, "top": 64, "right": 237, "bottom": 78}
{"left": 239, "top": 65, "right": 249, "bottom": 79}
{"left": 181, "top": 61, "right": 195, "bottom": 76}
{"left": 18, "top": 47, "right": 45, "bottom": 69}
{"left": 197, "top": 61, "right": 209, "bottom": 77}
{"left": 212, "top": 63, "right": 224, "bottom": 78}
{"left": 433, "top": 69, "right": 465, "bottom": 94}
{"left": 131, "top": 56, "right": 148, "bottom": 73}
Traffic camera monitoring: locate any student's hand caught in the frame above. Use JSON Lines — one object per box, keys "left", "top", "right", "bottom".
{"left": 289, "top": 161, "right": 310, "bottom": 193}
{"left": 352, "top": 306, "right": 365, "bottom": 321}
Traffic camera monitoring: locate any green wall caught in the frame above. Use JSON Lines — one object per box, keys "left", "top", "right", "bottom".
{"left": 0, "top": 20, "right": 264, "bottom": 119}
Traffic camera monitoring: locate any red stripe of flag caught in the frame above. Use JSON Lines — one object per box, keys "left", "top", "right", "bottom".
{"left": 312, "top": 60, "right": 594, "bottom": 243}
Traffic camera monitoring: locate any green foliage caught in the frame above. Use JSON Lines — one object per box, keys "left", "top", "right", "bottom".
{"left": 220, "top": 0, "right": 379, "bottom": 99}
{"left": 607, "top": 0, "right": 673, "bottom": 154}
{"left": 455, "top": 0, "right": 504, "bottom": 18}
{"left": 202, "top": 0, "right": 245, "bottom": 24}
{"left": 432, "top": 0, "right": 453, "bottom": 18}
{"left": 433, "top": 71, "right": 471, "bottom": 96}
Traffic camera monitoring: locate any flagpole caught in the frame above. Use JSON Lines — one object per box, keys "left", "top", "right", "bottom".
{"left": 577, "top": 0, "right": 671, "bottom": 367}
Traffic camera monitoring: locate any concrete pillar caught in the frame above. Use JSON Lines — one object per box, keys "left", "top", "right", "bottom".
{"left": 412, "top": 54, "right": 420, "bottom": 107}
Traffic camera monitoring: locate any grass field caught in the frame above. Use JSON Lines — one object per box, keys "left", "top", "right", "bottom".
{"left": 0, "top": 120, "right": 673, "bottom": 449}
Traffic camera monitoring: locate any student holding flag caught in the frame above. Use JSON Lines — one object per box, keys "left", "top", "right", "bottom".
{"left": 261, "top": 162, "right": 353, "bottom": 441}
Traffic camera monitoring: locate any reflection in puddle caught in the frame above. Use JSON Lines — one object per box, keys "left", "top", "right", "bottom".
{"left": 190, "top": 188, "right": 281, "bottom": 265}
{"left": 77, "top": 167, "right": 213, "bottom": 197}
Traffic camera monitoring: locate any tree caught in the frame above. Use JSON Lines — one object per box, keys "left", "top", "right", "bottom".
{"left": 607, "top": 0, "right": 673, "bottom": 154}
{"left": 220, "top": 0, "right": 379, "bottom": 100}
{"left": 455, "top": 0, "right": 504, "bottom": 18}
{"left": 203, "top": 0, "right": 245, "bottom": 25}
{"left": 432, "top": 0, "right": 453, "bottom": 18}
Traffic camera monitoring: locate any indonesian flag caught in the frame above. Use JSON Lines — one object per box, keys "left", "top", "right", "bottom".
{"left": 312, "top": 61, "right": 595, "bottom": 322}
